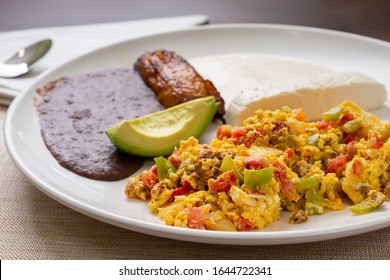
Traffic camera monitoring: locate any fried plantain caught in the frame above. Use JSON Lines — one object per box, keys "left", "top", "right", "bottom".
{"left": 134, "top": 50, "right": 225, "bottom": 117}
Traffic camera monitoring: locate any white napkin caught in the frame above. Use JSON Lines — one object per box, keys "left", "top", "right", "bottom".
{"left": 0, "top": 15, "right": 208, "bottom": 105}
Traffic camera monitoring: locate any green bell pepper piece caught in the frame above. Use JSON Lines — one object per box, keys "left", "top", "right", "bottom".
{"left": 220, "top": 155, "right": 234, "bottom": 172}
{"left": 342, "top": 119, "right": 362, "bottom": 134}
{"left": 349, "top": 191, "right": 385, "bottom": 214}
{"left": 166, "top": 160, "right": 176, "bottom": 174}
{"left": 220, "top": 155, "right": 243, "bottom": 183}
{"left": 306, "top": 133, "right": 319, "bottom": 146}
{"left": 244, "top": 167, "right": 274, "bottom": 187}
{"left": 154, "top": 156, "right": 166, "bottom": 180}
{"left": 323, "top": 107, "right": 344, "bottom": 121}
{"left": 349, "top": 201, "right": 378, "bottom": 214}
{"left": 154, "top": 156, "right": 176, "bottom": 180}
{"left": 296, "top": 176, "right": 319, "bottom": 191}
{"left": 305, "top": 189, "right": 332, "bottom": 208}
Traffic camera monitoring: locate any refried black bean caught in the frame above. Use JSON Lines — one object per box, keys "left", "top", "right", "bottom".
{"left": 35, "top": 68, "right": 164, "bottom": 181}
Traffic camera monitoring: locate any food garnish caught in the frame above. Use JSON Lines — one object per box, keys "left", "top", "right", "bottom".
{"left": 106, "top": 96, "right": 220, "bottom": 157}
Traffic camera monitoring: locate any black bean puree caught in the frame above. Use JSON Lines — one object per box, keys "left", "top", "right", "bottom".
{"left": 35, "top": 68, "right": 164, "bottom": 181}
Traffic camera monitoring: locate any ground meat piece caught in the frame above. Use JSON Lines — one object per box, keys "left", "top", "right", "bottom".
{"left": 125, "top": 178, "right": 151, "bottom": 201}
{"left": 289, "top": 210, "right": 309, "bottom": 224}
{"left": 366, "top": 190, "right": 386, "bottom": 207}
{"left": 269, "top": 124, "right": 289, "bottom": 147}
{"left": 382, "top": 181, "right": 390, "bottom": 201}
{"left": 198, "top": 147, "right": 236, "bottom": 161}
{"left": 191, "top": 148, "right": 236, "bottom": 188}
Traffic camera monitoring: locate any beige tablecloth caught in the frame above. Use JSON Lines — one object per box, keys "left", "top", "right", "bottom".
{"left": 1, "top": 104, "right": 389, "bottom": 260}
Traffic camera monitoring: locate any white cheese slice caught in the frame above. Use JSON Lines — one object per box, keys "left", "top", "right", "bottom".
{"left": 226, "top": 72, "right": 387, "bottom": 125}
{"left": 190, "top": 53, "right": 333, "bottom": 108}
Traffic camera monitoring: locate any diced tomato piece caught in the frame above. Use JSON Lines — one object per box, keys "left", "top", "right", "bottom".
{"left": 352, "top": 159, "right": 363, "bottom": 178}
{"left": 317, "top": 120, "right": 330, "bottom": 130}
{"left": 346, "top": 140, "right": 358, "bottom": 161}
{"left": 244, "top": 155, "right": 268, "bottom": 169}
{"left": 187, "top": 207, "right": 205, "bottom": 229}
{"left": 170, "top": 179, "right": 193, "bottom": 199}
{"left": 371, "top": 132, "right": 384, "bottom": 149}
{"left": 150, "top": 165, "right": 158, "bottom": 175}
{"left": 208, "top": 170, "right": 236, "bottom": 193}
{"left": 168, "top": 147, "right": 181, "bottom": 168}
{"left": 231, "top": 127, "right": 247, "bottom": 138}
{"left": 141, "top": 170, "right": 159, "bottom": 189}
{"left": 228, "top": 127, "right": 249, "bottom": 146}
{"left": 373, "top": 138, "right": 384, "bottom": 149}
{"left": 286, "top": 148, "right": 295, "bottom": 159}
{"left": 257, "top": 127, "right": 266, "bottom": 135}
{"left": 235, "top": 216, "right": 254, "bottom": 231}
{"left": 326, "top": 155, "right": 347, "bottom": 174}
{"left": 295, "top": 108, "right": 307, "bottom": 122}
{"left": 272, "top": 161, "right": 298, "bottom": 201}
{"left": 339, "top": 112, "right": 354, "bottom": 125}
{"left": 216, "top": 125, "right": 232, "bottom": 140}
{"left": 343, "top": 134, "right": 356, "bottom": 144}
{"left": 243, "top": 130, "right": 261, "bottom": 148}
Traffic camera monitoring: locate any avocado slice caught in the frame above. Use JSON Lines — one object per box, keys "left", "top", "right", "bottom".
{"left": 105, "top": 96, "right": 219, "bottom": 157}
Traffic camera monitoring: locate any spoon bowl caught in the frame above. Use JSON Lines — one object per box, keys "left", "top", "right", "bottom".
{"left": 0, "top": 39, "right": 52, "bottom": 78}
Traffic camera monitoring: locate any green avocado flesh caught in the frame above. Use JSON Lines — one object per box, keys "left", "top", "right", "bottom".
{"left": 105, "top": 96, "right": 220, "bottom": 157}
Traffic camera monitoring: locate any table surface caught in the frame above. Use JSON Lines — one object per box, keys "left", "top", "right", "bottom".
{"left": 1, "top": 0, "right": 390, "bottom": 260}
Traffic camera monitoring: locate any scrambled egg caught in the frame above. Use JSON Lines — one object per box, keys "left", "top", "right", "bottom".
{"left": 125, "top": 101, "right": 390, "bottom": 231}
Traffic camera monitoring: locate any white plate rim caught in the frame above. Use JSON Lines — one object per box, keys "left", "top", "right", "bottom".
{"left": 4, "top": 23, "right": 390, "bottom": 245}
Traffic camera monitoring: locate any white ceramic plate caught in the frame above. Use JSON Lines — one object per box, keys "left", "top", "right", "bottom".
{"left": 5, "top": 24, "right": 390, "bottom": 245}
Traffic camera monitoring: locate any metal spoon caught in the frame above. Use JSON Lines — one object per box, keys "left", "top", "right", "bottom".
{"left": 0, "top": 39, "right": 52, "bottom": 78}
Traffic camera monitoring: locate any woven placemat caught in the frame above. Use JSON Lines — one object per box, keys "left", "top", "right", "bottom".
{"left": 1, "top": 105, "right": 389, "bottom": 260}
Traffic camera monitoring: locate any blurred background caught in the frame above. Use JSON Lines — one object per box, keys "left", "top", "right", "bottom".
{"left": 1, "top": 0, "right": 389, "bottom": 41}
